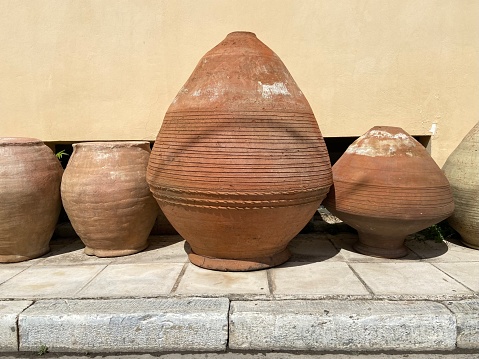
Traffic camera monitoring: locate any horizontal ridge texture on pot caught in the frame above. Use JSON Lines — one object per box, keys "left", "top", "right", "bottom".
{"left": 0, "top": 137, "right": 62, "bottom": 262}
{"left": 442, "top": 122, "right": 479, "bottom": 249}
{"left": 324, "top": 126, "right": 454, "bottom": 258}
{"left": 147, "top": 31, "right": 332, "bottom": 271}
{"left": 61, "top": 141, "right": 159, "bottom": 257}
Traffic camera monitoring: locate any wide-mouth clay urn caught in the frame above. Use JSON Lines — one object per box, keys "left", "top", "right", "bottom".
{"left": 324, "top": 126, "right": 454, "bottom": 258}
{"left": 0, "top": 137, "right": 62, "bottom": 262}
{"left": 442, "top": 122, "right": 479, "bottom": 249}
{"left": 61, "top": 141, "right": 159, "bottom": 257}
{"left": 147, "top": 32, "right": 332, "bottom": 271}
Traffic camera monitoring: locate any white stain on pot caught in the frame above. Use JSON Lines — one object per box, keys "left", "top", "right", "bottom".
{"left": 190, "top": 87, "right": 224, "bottom": 101}
{"left": 346, "top": 130, "right": 418, "bottom": 157}
{"left": 109, "top": 171, "right": 127, "bottom": 181}
{"left": 258, "top": 81, "right": 291, "bottom": 99}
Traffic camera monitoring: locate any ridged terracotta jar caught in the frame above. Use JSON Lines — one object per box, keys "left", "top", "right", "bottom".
{"left": 147, "top": 31, "right": 332, "bottom": 271}
{"left": 62, "top": 141, "right": 159, "bottom": 257}
{"left": 0, "top": 138, "right": 62, "bottom": 262}
{"left": 324, "top": 126, "right": 454, "bottom": 258}
{"left": 442, "top": 122, "right": 479, "bottom": 249}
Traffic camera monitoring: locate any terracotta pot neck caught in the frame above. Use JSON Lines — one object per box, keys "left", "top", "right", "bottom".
{"left": 226, "top": 31, "right": 257, "bottom": 38}
{"left": 0, "top": 137, "right": 42, "bottom": 146}
{"left": 73, "top": 141, "right": 151, "bottom": 150}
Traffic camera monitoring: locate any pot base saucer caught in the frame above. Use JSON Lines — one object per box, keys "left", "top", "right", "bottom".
{"left": 185, "top": 242, "right": 291, "bottom": 271}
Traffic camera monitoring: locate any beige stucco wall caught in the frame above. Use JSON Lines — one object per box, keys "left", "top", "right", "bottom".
{"left": 0, "top": 0, "right": 478, "bottom": 166}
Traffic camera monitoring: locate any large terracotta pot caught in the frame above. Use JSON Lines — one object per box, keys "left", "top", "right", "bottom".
{"left": 62, "top": 141, "right": 159, "bottom": 257}
{"left": 324, "top": 126, "right": 454, "bottom": 258}
{"left": 0, "top": 138, "right": 62, "bottom": 262}
{"left": 147, "top": 31, "right": 332, "bottom": 271}
{"left": 442, "top": 122, "right": 479, "bottom": 249}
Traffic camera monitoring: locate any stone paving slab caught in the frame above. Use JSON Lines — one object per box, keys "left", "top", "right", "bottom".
{"left": 175, "top": 263, "right": 269, "bottom": 296}
{"left": 444, "top": 299, "right": 479, "bottom": 349}
{"left": 407, "top": 238, "right": 479, "bottom": 262}
{"left": 76, "top": 263, "right": 185, "bottom": 298}
{"left": 229, "top": 300, "right": 457, "bottom": 351}
{"left": 287, "top": 233, "right": 342, "bottom": 262}
{"left": 0, "top": 265, "right": 106, "bottom": 299}
{"left": 0, "top": 267, "right": 26, "bottom": 284}
{"left": 349, "top": 262, "right": 475, "bottom": 299}
{"left": 18, "top": 298, "right": 229, "bottom": 353}
{"left": 434, "top": 262, "right": 479, "bottom": 292}
{"left": 270, "top": 261, "right": 370, "bottom": 297}
{"left": 0, "top": 301, "right": 32, "bottom": 351}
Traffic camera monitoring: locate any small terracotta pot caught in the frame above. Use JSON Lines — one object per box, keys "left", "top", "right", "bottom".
{"left": 442, "top": 122, "right": 479, "bottom": 249}
{"left": 324, "top": 126, "right": 454, "bottom": 258}
{"left": 0, "top": 137, "right": 62, "bottom": 262}
{"left": 147, "top": 31, "right": 332, "bottom": 271}
{"left": 61, "top": 141, "right": 159, "bottom": 257}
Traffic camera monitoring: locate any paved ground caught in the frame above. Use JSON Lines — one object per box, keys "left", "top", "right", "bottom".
{"left": 0, "top": 216, "right": 478, "bottom": 354}
{"left": 1, "top": 226, "right": 477, "bottom": 301}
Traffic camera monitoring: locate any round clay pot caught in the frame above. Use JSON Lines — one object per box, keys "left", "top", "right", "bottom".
{"left": 62, "top": 141, "right": 159, "bottom": 257}
{"left": 0, "top": 137, "right": 62, "bottom": 262}
{"left": 442, "top": 122, "right": 479, "bottom": 249}
{"left": 147, "top": 31, "right": 332, "bottom": 271}
{"left": 324, "top": 126, "right": 455, "bottom": 258}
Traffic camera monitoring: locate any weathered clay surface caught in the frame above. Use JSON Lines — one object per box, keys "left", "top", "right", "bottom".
{"left": 324, "top": 126, "right": 454, "bottom": 258}
{"left": 442, "top": 122, "right": 479, "bottom": 249}
{"left": 147, "top": 31, "right": 332, "bottom": 271}
{"left": 0, "top": 138, "right": 62, "bottom": 262}
{"left": 61, "top": 141, "right": 158, "bottom": 257}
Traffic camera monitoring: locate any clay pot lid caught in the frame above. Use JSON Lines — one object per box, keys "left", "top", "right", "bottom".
{"left": 73, "top": 141, "right": 150, "bottom": 149}
{"left": 345, "top": 126, "right": 426, "bottom": 158}
{"left": 0, "top": 137, "right": 43, "bottom": 146}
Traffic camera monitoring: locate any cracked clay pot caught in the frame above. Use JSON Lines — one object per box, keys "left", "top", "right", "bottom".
{"left": 61, "top": 141, "right": 159, "bottom": 257}
{"left": 324, "top": 126, "right": 454, "bottom": 258}
{"left": 147, "top": 31, "right": 332, "bottom": 271}
{"left": 0, "top": 138, "right": 62, "bottom": 262}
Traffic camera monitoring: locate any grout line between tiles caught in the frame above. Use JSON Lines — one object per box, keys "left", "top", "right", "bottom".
{"left": 72, "top": 264, "right": 109, "bottom": 297}
{"left": 170, "top": 262, "right": 189, "bottom": 294}
{"left": 266, "top": 269, "right": 275, "bottom": 297}
{"left": 428, "top": 262, "right": 477, "bottom": 294}
{"left": 346, "top": 263, "right": 375, "bottom": 297}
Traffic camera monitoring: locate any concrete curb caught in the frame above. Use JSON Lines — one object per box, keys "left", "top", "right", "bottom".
{"left": 0, "top": 301, "right": 33, "bottom": 351}
{"left": 229, "top": 300, "right": 457, "bottom": 351}
{"left": 444, "top": 299, "right": 479, "bottom": 349}
{"left": 1, "top": 298, "right": 477, "bottom": 353}
{"left": 18, "top": 298, "right": 229, "bottom": 352}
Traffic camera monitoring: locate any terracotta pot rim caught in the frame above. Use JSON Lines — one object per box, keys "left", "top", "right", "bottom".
{"left": 73, "top": 141, "right": 151, "bottom": 149}
{"left": 226, "top": 31, "right": 257, "bottom": 38}
{"left": 0, "top": 137, "right": 43, "bottom": 146}
{"left": 369, "top": 125, "right": 404, "bottom": 131}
